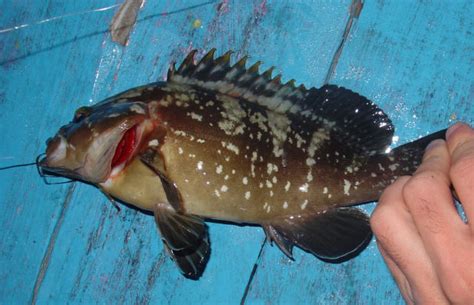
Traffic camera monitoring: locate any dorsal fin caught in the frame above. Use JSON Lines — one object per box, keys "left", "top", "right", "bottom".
{"left": 167, "top": 49, "right": 308, "bottom": 115}
{"left": 168, "top": 49, "right": 394, "bottom": 155}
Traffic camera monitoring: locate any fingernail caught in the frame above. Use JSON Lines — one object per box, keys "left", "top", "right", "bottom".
{"left": 425, "top": 139, "right": 444, "bottom": 152}
{"left": 446, "top": 122, "right": 465, "bottom": 141}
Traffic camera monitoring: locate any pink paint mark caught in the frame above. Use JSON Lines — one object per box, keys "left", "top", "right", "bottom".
{"left": 256, "top": 0, "right": 268, "bottom": 16}
{"left": 217, "top": 0, "right": 230, "bottom": 15}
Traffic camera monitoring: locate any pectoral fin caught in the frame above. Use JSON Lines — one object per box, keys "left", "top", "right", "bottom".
{"left": 154, "top": 203, "right": 210, "bottom": 279}
{"left": 265, "top": 207, "right": 372, "bottom": 262}
{"left": 140, "top": 147, "right": 183, "bottom": 212}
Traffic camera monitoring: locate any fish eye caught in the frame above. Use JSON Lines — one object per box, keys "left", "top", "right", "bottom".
{"left": 73, "top": 106, "right": 92, "bottom": 123}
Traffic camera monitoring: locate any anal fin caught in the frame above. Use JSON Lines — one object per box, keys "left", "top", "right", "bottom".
{"left": 265, "top": 207, "right": 372, "bottom": 263}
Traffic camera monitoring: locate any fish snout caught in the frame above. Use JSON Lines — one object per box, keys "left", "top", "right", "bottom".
{"left": 43, "top": 135, "right": 68, "bottom": 167}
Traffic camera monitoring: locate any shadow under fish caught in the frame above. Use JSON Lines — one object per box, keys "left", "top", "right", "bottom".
{"left": 38, "top": 49, "right": 446, "bottom": 279}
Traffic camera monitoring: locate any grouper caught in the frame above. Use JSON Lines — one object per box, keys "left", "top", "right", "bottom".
{"left": 39, "top": 49, "right": 446, "bottom": 279}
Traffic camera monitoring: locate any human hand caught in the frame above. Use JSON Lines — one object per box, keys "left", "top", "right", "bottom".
{"left": 371, "top": 123, "right": 474, "bottom": 305}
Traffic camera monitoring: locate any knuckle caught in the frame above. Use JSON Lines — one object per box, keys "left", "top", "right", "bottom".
{"left": 450, "top": 153, "right": 474, "bottom": 179}
{"left": 370, "top": 205, "right": 388, "bottom": 234}
{"left": 403, "top": 170, "right": 448, "bottom": 200}
{"left": 402, "top": 175, "right": 445, "bottom": 234}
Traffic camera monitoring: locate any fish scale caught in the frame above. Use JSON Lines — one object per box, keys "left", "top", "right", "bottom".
{"left": 39, "top": 49, "right": 447, "bottom": 279}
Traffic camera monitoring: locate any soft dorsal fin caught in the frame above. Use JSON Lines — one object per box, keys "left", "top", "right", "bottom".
{"left": 168, "top": 49, "right": 394, "bottom": 155}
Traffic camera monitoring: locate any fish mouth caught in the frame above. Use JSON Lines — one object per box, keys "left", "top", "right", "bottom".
{"left": 109, "top": 124, "right": 142, "bottom": 177}
{"left": 37, "top": 154, "right": 83, "bottom": 182}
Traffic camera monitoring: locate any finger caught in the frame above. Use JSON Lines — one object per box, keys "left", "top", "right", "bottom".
{"left": 372, "top": 177, "right": 449, "bottom": 304}
{"left": 446, "top": 123, "right": 474, "bottom": 229}
{"left": 403, "top": 139, "right": 467, "bottom": 255}
{"left": 377, "top": 244, "right": 415, "bottom": 305}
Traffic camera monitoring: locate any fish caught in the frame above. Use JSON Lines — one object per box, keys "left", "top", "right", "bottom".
{"left": 38, "top": 49, "right": 446, "bottom": 279}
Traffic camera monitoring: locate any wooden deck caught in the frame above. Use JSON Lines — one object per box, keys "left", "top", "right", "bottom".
{"left": 1, "top": 1, "right": 472, "bottom": 304}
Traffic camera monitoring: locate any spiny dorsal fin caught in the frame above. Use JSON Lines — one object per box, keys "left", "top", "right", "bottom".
{"left": 167, "top": 49, "right": 308, "bottom": 114}
{"left": 168, "top": 49, "right": 394, "bottom": 155}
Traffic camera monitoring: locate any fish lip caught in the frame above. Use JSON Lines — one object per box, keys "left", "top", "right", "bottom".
{"left": 37, "top": 162, "right": 83, "bottom": 181}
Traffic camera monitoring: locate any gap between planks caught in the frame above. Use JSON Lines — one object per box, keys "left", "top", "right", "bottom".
{"left": 30, "top": 183, "right": 76, "bottom": 305}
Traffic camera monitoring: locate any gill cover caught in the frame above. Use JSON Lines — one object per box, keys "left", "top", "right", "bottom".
{"left": 41, "top": 100, "right": 149, "bottom": 183}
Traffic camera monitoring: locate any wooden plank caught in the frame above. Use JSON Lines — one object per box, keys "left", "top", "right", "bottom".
{"left": 244, "top": 1, "right": 473, "bottom": 304}
{"left": 0, "top": 1, "right": 118, "bottom": 304}
{"left": 1, "top": 0, "right": 351, "bottom": 304}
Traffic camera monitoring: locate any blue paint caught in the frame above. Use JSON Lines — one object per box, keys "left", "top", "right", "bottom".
{"left": 0, "top": 0, "right": 472, "bottom": 304}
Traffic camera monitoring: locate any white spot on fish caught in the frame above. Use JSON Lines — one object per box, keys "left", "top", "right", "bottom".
{"left": 250, "top": 164, "right": 256, "bottom": 178}
{"left": 371, "top": 172, "right": 377, "bottom": 177}
{"left": 225, "top": 142, "right": 240, "bottom": 155}
{"left": 130, "top": 104, "right": 145, "bottom": 114}
{"left": 294, "top": 133, "right": 306, "bottom": 148}
{"left": 266, "top": 111, "right": 291, "bottom": 158}
{"left": 186, "top": 112, "right": 202, "bottom": 122}
{"left": 216, "top": 164, "right": 223, "bottom": 174}
{"left": 389, "top": 163, "right": 399, "bottom": 171}
{"left": 306, "top": 158, "right": 316, "bottom": 166}
{"left": 218, "top": 97, "right": 246, "bottom": 135}
{"left": 378, "top": 163, "right": 386, "bottom": 171}
{"left": 272, "top": 176, "right": 277, "bottom": 184}
{"left": 148, "top": 139, "right": 159, "bottom": 147}
{"left": 284, "top": 181, "right": 291, "bottom": 192}
{"left": 283, "top": 201, "right": 288, "bottom": 209}
{"left": 344, "top": 179, "right": 352, "bottom": 196}
{"left": 242, "top": 177, "right": 248, "bottom": 185}
{"left": 299, "top": 183, "right": 309, "bottom": 192}
{"left": 300, "top": 200, "right": 308, "bottom": 210}
{"left": 174, "top": 130, "right": 187, "bottom": 137}
{"left": 308, "top": 128, "right": 330, "bottom": 158}
{"left": 197, "top": 161, "right": 204, "bottom": 170}
{"left": 197, "top": 138, "right": 206, "bottom": 144}
{"left": 266, "top": 163, "right": 278, "bottom": 175}
{"left": 214, "top": 190, "right": 221, "bottom": 197}
{"left": 251, "top": 151, "right": 258, "bottom": 162}
{"left": 221, "top": 185, "right": 228, "bottom": 192}
{"left": 178, "top": 147, "right": 184, "bottom": 154}
{"left": 323, "top": 187, "right": 328, "bottom": 194}
{"left": 266, "top": 180, "right": 273, "bottom": 188}
{"left": 245, "top": 191, "right": 251, "bottom": 200}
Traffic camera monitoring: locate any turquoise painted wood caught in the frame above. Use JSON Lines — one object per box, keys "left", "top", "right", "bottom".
{"left": 0, "top": 1, "right": 472, "bottom": 304}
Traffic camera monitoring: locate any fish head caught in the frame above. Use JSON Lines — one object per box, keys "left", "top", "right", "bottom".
{"left": 39, "top": 100, "right": 153, "bottom": 184}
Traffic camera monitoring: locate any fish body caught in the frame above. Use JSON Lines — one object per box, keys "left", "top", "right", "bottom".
{"left": 40, "top": 50, "right": 446, "bottom": 278}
